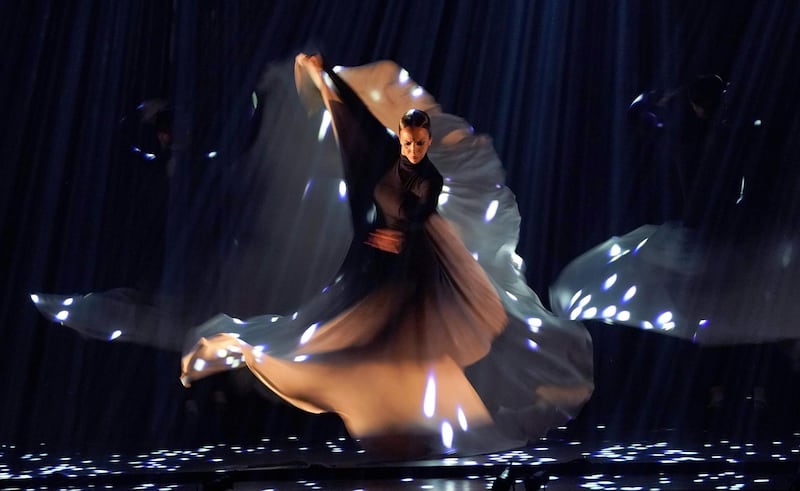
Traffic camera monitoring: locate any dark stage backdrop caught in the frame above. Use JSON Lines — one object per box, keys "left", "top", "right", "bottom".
{"left": 2, "top": 0, "right": 799, "bottom": 451}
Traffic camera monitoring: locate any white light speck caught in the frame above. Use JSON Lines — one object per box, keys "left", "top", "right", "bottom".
{"left": 56, "top": 310, "right": 69, "bottom": 321}
{"left": 527, "top": 317, "right": 542, "bottom": 331}
{"left": 642, "top": 321, "right": 654, "bottom": 330}
{"left": 441, "top": 421, "right": 454, "bottom": 448}
{"left": 527, "top": 339, "right": 539, "bottom": 350}
{"left": 635, "top": 238, "right": 648, "bottom": 252}
{"left": 568, "top": 289, "right": 583, "bottom": 308}
{"left": 30, "top": 294, "right": 40, "bottom": 304}
{"left": 603, "top": 274, "right": 617, "bottom": 290}
{"left": 423, "top": 374, "right": 436, "bottom": 417}
{"left": 207, "top": 151, "right": 217, "bottom": 158}
{"left": 300, "top": 323, "right": 318, "bottom": 345}
{"left": 293, "top": 355, "right": 308, "bottom": 362}
{"left": 570, "top": 307, "right": 582, "bottom": 320}
{"left": 232, "top": 317, "right": 244, "bottom": 325}
{"left": 438, "top": 193, "right": 449, "bottom": 206}
{"left": 578, "top": 294, "right": 592, "bottom": 308}
{"left": 318, "top": 110, "right": 332, "bottom": 142}
{"left": 338, "top": 180, "right": 347, "bottom": 199}
{"left": 369, "top": 89, "right": 381, "bottom": 102}
{"left": 193, "top": 359, "right": 206, "bottom": 371}
{"left": 506, "top": 291, "right": 518, "bottom": 301}
{"left": 622, "top": 286, "right": 637, "bottom": 302}
{"left": 656, "top": 311, "right": 673, "bottom": 324}
{"left": 484, "top": 200, "right": 499, "bottom": 221}
{"left": 601, "top": 306, "right": 617, "bottom": 318}
{"left": 457, "top": 407, "right": 468, "bottom": 431}
{"left": 398, "top": 69, "right": 410, "bottom": 84}
{"left": 109, "top": 330, "right": 122, "bottom": 340}
{"left": 411, "top": 86, "right": 424, "bottom": 98}
{"left": 582, "top": 307, "right": 598, "bottom": 318}
{"left": 609, "top": 244, "right": 622, "bottom": 256}
{"left": 616, "top": 310, "right": 631, "bottom": 321}
{"left": 62, "top": 297, "right": 74, "bottom": 306}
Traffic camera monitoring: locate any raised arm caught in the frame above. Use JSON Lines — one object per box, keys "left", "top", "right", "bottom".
{"left": 295, "top": 54, "right": 398, "bottom": 238}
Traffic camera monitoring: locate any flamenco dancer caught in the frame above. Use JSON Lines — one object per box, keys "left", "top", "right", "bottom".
{"left": 33, "top": 53, "right": 593, "bottom": 457}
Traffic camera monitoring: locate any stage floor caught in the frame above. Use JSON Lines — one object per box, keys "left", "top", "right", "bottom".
{"left": 3, "top": 426, "right": 799, "bottom": 490}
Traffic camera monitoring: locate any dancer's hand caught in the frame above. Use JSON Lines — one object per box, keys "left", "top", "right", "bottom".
{"left": 295, "top": 53, "right": 325, "bottom": 89}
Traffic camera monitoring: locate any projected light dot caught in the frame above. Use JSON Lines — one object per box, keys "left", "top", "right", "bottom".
{"left": 232, "top": 318, "right": 244, "bottom": 325}
{"left": 662, "top": 321, "right": 675, "bottom": 331}
{"left": 300, "top": 323, "right": 319, "bottom": 345}
{"left": 398, "top": 69, "right": 410, "bottom": 84}
{"left": 699, "top": 319, "right": 709, "bottom": 327}
{"left": 471, "top": 252, "right": 479, "bottom": 261}
{"left": 601, "top": 306, "right": 617, "bottom": 318}
{"left": 609, "top": 244, "right": 622, "bottom": 257}
{"left": 603, "top": 274, "right": 618, "bottom": 290}
{"left": 457, "top": 407, "right": 468, "bottom": 431}
{"left": 578, "top": 294, "right": 592, "bottom": 308}
{"left": 293, "top": 355, "right": 308, "bottom": 362}
{"left": 338, "top": 180, "right": 347, "bottom": 200}
{"left": 193, "top": 359, "right": 206, "bottom": 371}
{"left": 291, "top": 312, "right": 299, "bottom": 320}
{"left": 484, "top": 200, "right": 499, "bottom": 221}
{"left": 441, "top": 422, "right": 454, "bottom": 449}
{"left": 109, "top": 330, "right": 122, "bottom": 340}
{"left": 506, "top": 291, "right": 518, "bottom": 301}
{"left": 570, "top": 307, "right": 583, "bottom": 320}
{"left": 206, "top": 151, "right": 217, "bottom": 159}
{"left": 56, "top": 310, "right": 69, "bottom": 321}
{"left": 369, "top": 89, "right": 381, "bottom": 102}
{"left": 635, "top": 238, "right": 649, "bottom": 252}
{"left": 411, "top": 86, "right": 424, "bottom": 98}
{"left": 656, "top": 311, "right": 673, "bottom": 325}
{"left": 62, "top": 297, "right": 74, "bottom": 306}
{"left": 271, "top": 316, "right": 279, "bottom": 322}
{"left": 568, "top": 289, "right": 583, "bottom": 308}
{"left": 318, "top": 111, "right": 332, "bottom": 142}
{"left": 616, "top": 310, "right": 631, "bottom": 321}
{"left": 30, "top": 294, "right": 40, "bottom": 304}
{"left": 216, "top": 349, "right": 228, "bottom": 358}
{"left": 622, "top": 286, "right": 637, "bottom": 302}
{"left": 438, "top": 193, "right": 449, "bottom": 206}
{"left": 583, "top": 307, "right": 598, "bottom": 318}
{"left": 527, "top": 339, "right": 539, "bottom": 350}
{"left": 642, "top": 321, "right": 654, "bottom": 330}
{"left": 527, "top": 317, "right": 542, "bottom": 331}
{"left": 423, "top": 374, "right": 436, "bottom": 417}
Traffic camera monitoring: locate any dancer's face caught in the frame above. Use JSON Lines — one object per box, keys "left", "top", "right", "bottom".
{"left": 399, "top": 126, "right": 432, "bottom": 164}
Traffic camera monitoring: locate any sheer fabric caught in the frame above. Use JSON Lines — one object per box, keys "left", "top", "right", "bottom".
{"left": 34, "top": 58, "right": 593, "bottom": 456}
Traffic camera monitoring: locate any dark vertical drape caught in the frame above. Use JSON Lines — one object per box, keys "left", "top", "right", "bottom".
{"left": 2, "top": 0, "right": 797, "bottom": 451}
